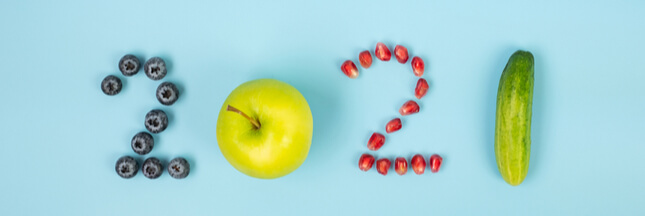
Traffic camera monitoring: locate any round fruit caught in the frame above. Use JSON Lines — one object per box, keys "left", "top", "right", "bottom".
{"left": 101, "top": 75, "right": 122, "bottom": 96}
{"left": 131, "top": 132, "right": 154, "bottom": 155}
{"left": 167, "top": 157, "right": 190, "bottom": 179}
{"left": 216, "top": 79, "right": 313, "bottom": 179}
{"left": 115, "top": 156, "right": 138, "bottom": 179}
{"left": 156, "top": 82, "right": 179, "bottom": 106}
{"left": 142, "top": 157, "right": 163, "bottom": 179}
{"left": 144, "top": 57, "right": 167, "bottom": 80}
{"left": 144, "top": 109, "right": 168, "bottom": 134}
{"left": 119, "top": 54, "right": 140, "bottom": 76}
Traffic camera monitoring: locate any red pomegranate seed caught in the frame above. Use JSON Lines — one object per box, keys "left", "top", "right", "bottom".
{"left": 376, "top": 158, "right": 391, "bottom": 176}
{"left": 399, "top": 100, "right": 420, "bottom": 116}
{"left": 429, "top": 154, "right": 443, "bottom": 173}
{"left": 394, "top": 157, "right": 408, "bottom": 175}
{"left": 415, "top": 78, "right": 429, "bottom": 99}
{"left": 367, "top": 132, "right": 386, "bottom": 151}
{"left": 411, "top": 56, "right": 425, "bottom": 77}
{"left": 341, "top": 60, "right": 359, "bottom": 79}
{"left": 411, "top": 154, "right": 426, "bottom": 175}
{"left": 358, "top": 154, "right": 375, "bottom": 171}
{"left": 374, "top": 42, "right": 391, "bottom": 61}
{"left": 385, "top": 118, "right": 402, "bottom": 133}
{"left": 394, "top": 45, "right": 409, "bottom": 64}
{"left": 358, "top": 50, "right": 372, "bottom": 69}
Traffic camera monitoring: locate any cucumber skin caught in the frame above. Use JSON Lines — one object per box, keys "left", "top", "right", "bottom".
{"left": 495, "top": 50, "right": 534, "bottom": 186}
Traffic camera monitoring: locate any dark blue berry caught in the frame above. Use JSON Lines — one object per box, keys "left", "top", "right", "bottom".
{"left": 119, "top": 54, "right": 140, "bottom": 76}
{"left": 115, "top": 156, "right": 138, "bottom": 179}
{"left": 144, "top": 57, "right": 167, "bottom": 80}
{"left": 156, "top": 82, "right": 179, "bottom": 106}
{"left": 131, "top": 132, "right": 154, "bottom": 155}
{"left": 144, "top": 109, "right": 168, "bottom": 134}
{"left": 167, "top": 157, "right": 190, "bottom": 179}
{"left": 142, "top": 157, "right": 163, "bottom": 179}
{"left": 101, "top": 75, "right": 122, "bottom": 96}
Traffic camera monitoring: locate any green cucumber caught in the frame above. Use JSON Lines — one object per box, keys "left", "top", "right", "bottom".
{"left": 495, "top": 50, "right": 534, "bottom": 186}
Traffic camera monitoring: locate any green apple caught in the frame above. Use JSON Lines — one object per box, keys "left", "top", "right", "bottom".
{"left": 216, "top": 79, "right": 313, "bottom": 179}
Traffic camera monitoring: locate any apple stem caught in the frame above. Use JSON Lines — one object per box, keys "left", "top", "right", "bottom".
{"left": 227, "top": 105, "right": 261, "bottom": 129}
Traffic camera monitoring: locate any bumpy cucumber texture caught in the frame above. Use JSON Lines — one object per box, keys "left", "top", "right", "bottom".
{"left": 495, "top": 50, "right": 534, "bottom": 186}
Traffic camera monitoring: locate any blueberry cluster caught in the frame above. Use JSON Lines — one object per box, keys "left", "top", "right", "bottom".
{"left": 115, "top": 156, "right": 190, "bottom": 179}
{"left": 103, "top": 54, "right": 189, "bottom": 179}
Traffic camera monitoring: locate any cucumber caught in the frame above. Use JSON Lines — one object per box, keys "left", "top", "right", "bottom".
{"left": 495, "top": 50, "right": 534, "bottom": 186}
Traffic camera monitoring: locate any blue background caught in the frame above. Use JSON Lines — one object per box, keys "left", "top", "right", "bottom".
{"left": 1, "top": 0, "right": 644, "bottom": 215}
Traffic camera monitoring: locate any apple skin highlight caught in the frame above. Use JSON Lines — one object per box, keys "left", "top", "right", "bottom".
{"left": 216, "top": 79, "right": 313, "bottom": 179}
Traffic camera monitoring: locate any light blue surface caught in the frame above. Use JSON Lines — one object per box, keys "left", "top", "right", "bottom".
{"left": 1, "top": 0, "right": 644, "bottom": 215}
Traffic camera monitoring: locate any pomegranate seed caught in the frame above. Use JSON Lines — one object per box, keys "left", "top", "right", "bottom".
{"left": 429, "top": 154, "right": 443, "bottom": 173}
{"left": 415, "top": 78, "right": 429, "bottom": 99}
{"left": 358, "top": 154, "right": 375, "bottom": 171}
{"left": 374, "top": 42, "right": 391, "bottom": 61}
{"left": 385, "top": 118, "right": 402, "bottom": 133}
{"left": 358, "top": 51, "right": 372, "bottom": 69}
{"left": 394, "top": 45, "right": 409, "bottom": 64}
{"left": 411, "top": 56, "right": 424, "bottom": 77}
{"left": 399, "top": 100, "right": 420, "bottom": 116}
{"left": 341, "top": 60, "right": 358, "bottom": 79}
{"left": 367, "top": 132, "right": 386, "bottom": 151}
{"left": 394, "top": 157, "right": 408, "bottom": 175}
{"left": 411, "top": 154, "right": 426, "bottom": 175}
{"left": 376, "top": 158, "right": 391, "bottom": 176}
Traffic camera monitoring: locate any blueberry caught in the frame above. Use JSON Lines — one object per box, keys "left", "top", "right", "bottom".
{"left": 144, "top": 109, "right": 168, "bottom": 134}
{"left": 142, "top": 157, "right": 163, "bottom": 179}
{"left": 167, "top": 157, "right": 190, "bottom": 179}
{"left": 156, "top": 82, "right": 179, "bottom": 106}
{"left": 101, "top": 75, "right": 122, "bottom": 96}
{"left": 115, "top": 156, "right": 138, "bottom": 179}
{"left": 144, "top": 57, "right": 167, "bottom": 80}
{"left": 119, "top": 54, "right": 140, "bottom": 76}
{"left": 131, "top": 132, "right": 154, "bottom": 155}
